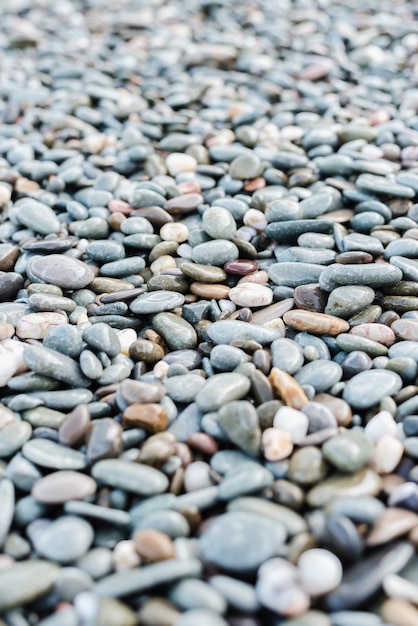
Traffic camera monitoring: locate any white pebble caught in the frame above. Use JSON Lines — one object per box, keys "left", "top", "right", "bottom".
{"left": 150, "top": 255, "right": 177, "bottom": 274}
{"left": 183, "top": 461, "right": 213, "bottom": 492}
{"left": 0, "top": 339, "right": 27, "bottom": 386}
{"left": 383, "top": 573, "right": 418, "bottom": 604}
{"left": 116, "top": 328, "right": 137, "bottom": 356}
{"left": 112, "top": 540, "right": 141, "bottom": 570}
{"left": 160, "top": 222, "right": 189, "bottom": 243}
{"left": 256, "top": 558, "right": 309, "bottom": 617}
{"left": 370, "top": 434, "right": 404, "bottom": 474}
{"left": 229, "top": 283, "right": 273, "bottom": 308}
{"left": 364, "top": 410, "right": 398, "bottom": 443}
{"left": 243, "top": 208, "right": 268, "bottom": 231}
{"left": 298, "top": 549, "right": 342, "bottom": 597}
{"left": 166, "top": 153, "right": 197, "bottom": 177}
{"left": 16, "top": 312, "right": 68, "bottom": 340}
{"left": 273, "top": 406, "right": 309, "bottom": 444}
{"left": 262, "top": 427, "right": 293, "bottom": 462}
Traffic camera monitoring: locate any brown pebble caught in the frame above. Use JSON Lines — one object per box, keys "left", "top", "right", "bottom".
{"left": 250, "top": 299, "right": 294, "bottom": 325}
{"left": 271, "top": 479, "right": 305, "bottom": 510}
{"left": 164, "top": 193, "right": 203, "bottom": 215}
{"left": 262, "top": 427, "right": 293, "bottom": 462}
{"left": 58, "top": 404, "right": 91, "bottom": 447}
{"left": 123, "top": 404, "right": 168, "bottom": 433}
{"left": 132, "top": 206, "right": 174, "bottom": 227}
{"left": 186, "top": 433, "right": 218, "bottom": 455}
{"left": 269, "top": 367, "right": 309, "bottom": 410}
{"left": 0, "top": 245, "right": 19, "bottom": 271}
{"left": 138, "top": 598, "right": 180, "bottom": 626}
{"left": 224, "top": 259, "right": 259, "bottom": 275}
{"left": 190, "top": 282, "right": 231, "bottom": 299}
{"left": 99, "top": 287, "right": 145, "bottom": 304}
{"left": 283, "top": 310, "right": 349, "bottom": 336}
{"left": 89, "top": 277, "right": 135, "bottom": 294}
{"left": 243, "top": 177, "right": 266, "bottom": 191}
{"left": 139, "top": 433, "right": 177, "bottom": 464}
{"left": 293, "top": 284, "right": 327, "bottom": 313}
{"left": 108, "top": 212, "right": 126, "bottom": 231}
{"left": 32, "top": 471, "right": 97, "bottom": 504}
{"left": 133, "top": 529, "right": 175, "bottom": 562}
{"left": 317, "top": 208, "right": 353, "bottom": 223}
{"left": 336, "top": 251, "right": 374, "bottom": 264}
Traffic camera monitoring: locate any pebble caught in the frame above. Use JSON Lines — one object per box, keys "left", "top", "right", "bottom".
{"left": 92, "top": 459, "right": 169, "bottom": 495}
{"left": 343, "top": 370, "right": 403, "bottom": 409}
{"left": 283, "top": 310, "right": 349, "bottom": 336}
{"left": 30, "top": 515, "right": 93, "bottom": 564}
{"left": 0, "top": 560, "right": 59, "bottom": 611}
{"left": 322, "top": 430, "right": 373, "bottom": 473}
{"left": 32, "top": 471, "right": 97, "bottom": 504}
{"left": 153, "top": 312, "right": 197, "bottom": 350}
{"left": 298, "top": 549, "right": 343, "bottom": 597}
{"left": 196, "top": 373, "right": 251, "bottom": 413}
{"left": 208, "top": 320, "right": 281, "bottom": 345}
{"left": 29, "top": 255, "right": 95, "bottom": 289}
{"left": 229, "top": 283, "right": 273, "bottom": 308}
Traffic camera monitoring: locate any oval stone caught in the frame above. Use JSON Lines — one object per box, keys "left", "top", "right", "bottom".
{"left": 199, "top": 511, "right": 285, "bottom": 572}
{"left": 196, "top": 373, "right": 251, "bottom": 413}
{"left": 130, "top": 291, "right": 185, "bottom": 315}
{"left": 229, "top": 283, "right": 273, "bottom": 308}
{"left": 22, "top": 439, "right": 87, "bottom": 470}
{"left": 343, "top": 370, "right": 403, "bottom": 409}
{"left": 29, "top": 255, "right": 95, "bottom": 289}
{"left": 32, "top": 471, "right": 97, "bottom": 504}
{"left": 153, "top": 312, "right": 197, "bottom": 350}
{"left": 283, "top": 310, "right": 349, "bottom": 336}
{"left": 31, "top": 515, "right": 93, "bottom": 564}
{"left": 92, "top": 459, "right": 169, "bottom": 495}
{"left": 0, "top": 560, "right": 60, "bottom": 611}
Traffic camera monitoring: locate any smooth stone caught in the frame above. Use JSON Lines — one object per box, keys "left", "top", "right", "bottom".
{"left": 219, "top": 463, "right": 273, "bottom": 500}
{"left": 92, "top": 459, "right": 169, "bottom": 495}
{"left": 307, "top": 469, "right": 382, "bottom": 508}
{"left": 130, "top": 291, "right": 185, "bottom": 314}
{"left": 298, "top": 548, "right": 343, "bottom": 597}
{"left": 117, "top": 379, "right": 166, "bottom": 407}
{"left": 29, "top": 255, "right": 95, "bottom": 289}
{"left": 16, "top": 311, "right": 68, "bottom": 340}
{"left": 325, "top": 286, "right": 376, "bottom": 318}
{"left": 229, "top": 283, "right": 273, "bottom": 308}
{"left": 389, "top": 341, "right": 418, "bottom": 362}
{"left": 153, "top": 312, "right": 197, "bottom": 350}
{"left": 366, "top": 507, "right": 418, "bottom": 547}
{"left": 295, "top": 361, "right": 343, "bottom": 393}
{"left": 22, "top": 439, "right": 87, "bottom": 470}
{"left": 0, "top": 272, "right": 24, "bottom": 301}
{"left": 284, "top": 310, "right": 349, "bottom": 336}
{"left": 64, "top": 500, "right": 131, "bottom": 528}
{"left": 0, "top": 478, "right": 14, "bottom": 548}
{"left": 329, "top": 612, "right": 381, "bottom": 626}
{"left": 326, "top": 542, "right": 414, "bottom": 611}
{"left": 17, "top": 199, "right": 60, "bottom": 234}
{"left": 77, "top": 547, "right": 113, "bottom": 580}
{"left": 23, "top": 345, "right": 89, "bottom": 387}
{"left": 229, "top": 153, "right": 263, "bottom": 179}
{"left": 209, "top": 575, "right": 260, "bottom": 613}
{"left": 336, "top": 334, "right": 388, "bottom": 357}
{"left": 170, "top": 609, "right": 228, "bottom": 626}
{"left": 199, "top": 511, "right": 286, "bottom": 572}
{"left": 123, "top": 404, "right": 168, "bottom": 435}
{"left": 210, "top": 344, "right": 249, "bottom": 371}
{"left": 28, "top": 293, "right": 76, "bottom": 313}
{"left": 181, "top": 262, "right": 227, "bottom": 283}
{"left": 322, "top": 430, "right": 373, "bottom": 473}
{"left": 192, "top": 240, "right": 239, "bottom": 267}
{"left": 288, "top": 446, "right": 329, "bottom": 485}
{"left": 202, "top": 206, "right": 237, "bottom": 240}
{"left": 54, "top": 566, "right": 93, "bottom": 602}
{"left": 0, "top": 560, "right": 59, "bottom": 611}
{"left": 94, "top": 558, "right": 202, "bottom": 597}
{"left": 196, "top": 373, "right": 251, "bottom": 413}
{"left": 164, "top": 374, "right": 206, "bottom": 403}
{"left": 269, "top": 262, "right": 323, "bottom": 287}
{"left": 319, "top": 263, "right": 403, "bottom": 290}
{"left": 0, "top": 421, "right": 32, "bottom": 457}
{"left": 83, "top": 323, "right": 121, "bottom": 358}
{"left": 31, "top": 515, "right": 93, "bottom": 564}
{"left": 357, "top": 174, "right": 415, "bottom": 198}
{"left": 381, "top": 599, "right": 418, "bottom": 626}
{"left": 169, "top": 578, "right": 227, "bottom": 613}
{"left": 273, "top": 406, "right": 309, "bottom": 444}
{"left": 325, "top": 497, "right": 385, "bottom": 525}
{"left": 43, "top": 324, "right": 83, "bottom": 358}
{"left": 343, "top": 370, "right": 403, "bottom": 409}
{"left": 37, "top": 606, "right": 79, "bottom": 626}
{"left": 227, "top": 497, "right": 307, "bottom": 536}
{"left": 32, "top": 470, "right": 97, "bottom": 504}
{"left": 5, "top": 453, "right": 42, "bottom": 492}
{"left": 208, "top": 320, "right": 281, "bottom": 345}
{"left": 129, "top": 339, "right": 165, "bottom": 365}
{"left": 271, "top": 339, "right": 304, "bottom": 374}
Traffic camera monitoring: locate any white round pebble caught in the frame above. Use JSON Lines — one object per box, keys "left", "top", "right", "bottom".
{"left": 262, "top": 428, "right": 294, "bottom": 462}
{"left": 166, "top": 153, "right": 197, "bottom": 177}
{"left": 243, "top": 208, "right": 268, "bottom": 231}
{"left": 112, "top": 540, "right": 141, "bottom": 570}
{"left": 273, "top": 406, "right": 309, "bottom": 444}
{"left": 150, "top": 255, "right": 177, "bottom": 274}
{"left": 160, "top": 222, "right": 189, "bottom": 243}
{"left": 297, "top": 549, "right": 343, "bottom": 597}
{"left": 229, "top": 283, "right": 273, "bottom": 308}
{"left": 183, "top": 461, "right": 214, "bottom": 492}
{"left": 256, "top": 558, "right": 310, "bottom": 617}
{"left": 0, "top": 339, "right": 26, "bottom": 387}
{"left": 364, "top": 410, "right": 398, "bottom": 443}
{"left": 116, "top": 328, "right": 137, "bottom": 356}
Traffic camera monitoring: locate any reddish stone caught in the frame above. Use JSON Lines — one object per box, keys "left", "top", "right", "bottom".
{"left": 224, "top": 259, "right": 258, "bottom": 275}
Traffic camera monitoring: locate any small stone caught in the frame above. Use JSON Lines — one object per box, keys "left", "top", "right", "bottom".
{"left": 196, "top": 373, "right": 251, "bottom": 413}
{"left": 123, "top": 404, "right": 168, "bottom": 433}
{"left": 369, "top": 434, "right": 403, "bottom": 474}
{"left": 0, "top": 560, "right": 59, "bottom": 611}
{"left": 133, "top": 529, "right": 175, "bottom": 562}
{"left": 283, "top": 310, "right": 349, "bottom": 336}
{"left": 30, "top": 515, "right": 93, "bottom": 564}
{"left": 92, "top": 459, "right": 169, "bottom": 495}
{"left": 343, "top": 370, "right": 403, "bottom": 409}
{"left": 269, "top": 368, "right": 309, "bottom": 410}
{"left": 262, "top": 428, "right": 293, "bottom": 462}
{"left": 32, "top": 471, "right": 97, "bottom": 504}
{"left": 166, "top": 153, "right": 197, "bottom": 177}
{"left": 298, "top": 549, "right": 343, "bottom": 597}
{"left": 322, "top": 430, "right": 373, "bottom": 473}
{"left": 366, "top": 508, "right": 418, "bottom": 547}
{"left": 229, "top": 283, "right": 273, "bottom": 308}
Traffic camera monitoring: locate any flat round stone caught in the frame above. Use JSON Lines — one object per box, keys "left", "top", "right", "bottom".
{"left": 218, "top": 401, "right": 261, "bottom": 457}
{"left": 30, "top": 515, "right": 93, "bottom": 564}
{"left": 32, "top": 471, "right": 97, "bottom": 504}
{"left": 196, "top": 373, "right": 251, "bottom": 413}
{"left": 22, "top": 439, "right": 87, "bottom": 470}
{"left": 17, "top": 199, "right": 60, "bottom": 235}
{"left": 343, "top": 370, "right": 403, "bottom": 409}
{"left": 322, "top": 430, "right": 373, "bottom": 473}
{"left": 224, "top": 259, "right": 258, "bottom": 275}
{"left": 180, "top": 262, "right": 227, "bottom": 283}
{"left": 83, "top": 323, "right": 121, "bottom": 358}
{"left": 325, "top": 286, "right": 376, "bottom": 318}
{"left": 202, "top": 206, "right": 237, "bottom": 240}
{"left": 229, "top": 153, "right": 263, "bottom": 180}
{"left": 130, "top": 291, "right": 185, "bottom": 314}
{"left": 29, "top": 255, "right": 95, "bottom": 289}
{"left": 0, "top": 560, "right": 59, "bottom": 611}
{"left": 192, "top": 240, "right": 239, "bottom": 267}
{"left": 295, "top": 361, "right": 342, "bottom": 393}
{"left": 199, "top": 511, "right": 285, "bottom": 572}
{"left": 92, "top": 459, "right": 169, "bottom": 495}
{"left": 207, "top": 320, "right": 281, "bottom": 345}
{"left": 271, "top": 338, "right": 304, "bottom": 374}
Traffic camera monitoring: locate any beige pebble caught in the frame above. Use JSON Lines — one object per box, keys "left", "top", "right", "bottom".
{"left": 0, "top": 323, "right": 14, "bottom": 340}
{"left": 116, "top": 328, "right": 137, "bottom": 356}
{"left": 0, "top": 403, "right": 15, "bottom": 429}
{"left": 369, "top": 434, "right": 403, "bottom": 474}
{"left": 190, "top": 283, "right": 231, "bottom": 299}
{"left": 153, "top": 361, "right": 169, "bottom": 381}
{"left": 166, "top": 153, "right": 197, "bottom": 177}
{"left": 269, "top": 368, "right": 309, "bottom": 409}
{"left": 366, "top": 507, "right": 418, "bottom": 547}
{"left": 133, "top": 529, "right": 176, "bottom": 562}
{"left": 150, "top": 255, "right": 177, "bottom": 274}
{"left": 391, "top": 319, "right": 418, "bottom": 341}
{"left": 139, "top": 597, "right": 180, "bottom": 626}
{"left": 0, "top": 555, "right": 14, "bottom": 572}
{"left": 112, "top": 540, "right": 141, "bottom": 570}
{"left": 238, "top": 270, "right": 270, "bottom": 284}
{"left": 381, "top": 598, "right": 418, "bottom": 626}
{"left": 383, "top": 573, "right": 418, "bottom": 604}
{"left": 262, "top": 318, "right": 286, "bottom": 335}
{"left": 229, "top": 283, "right": 273, "bottom": 308}
{"left": 0, "top": 184, "right": 12, "bottom": 205}
{"left": 0, "top": 339, "right": 27, "bottom": 387}
{"left": 283, "top": 310, "right": 349, "bottom": 336}
{"left": 16, "top": 312, "right": 68, "bottom": 339}
{"left": 243, "top": 208, "right": 268, "bottom": 231}
{"left": 160, "top": 222, "right": 189, "bottom": 242}
{"left": 349, "top": 323, "right": 396, "bottom": 346}
{"left": 262, "top": 427, "right": 294, "bottom": 461}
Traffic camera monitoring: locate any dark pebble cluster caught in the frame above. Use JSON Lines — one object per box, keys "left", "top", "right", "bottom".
{"left": 1, "top": 0, "right": 418, "bottom": 625}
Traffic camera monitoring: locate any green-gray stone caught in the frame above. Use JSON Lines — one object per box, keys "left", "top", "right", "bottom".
{"left": 227, "top": 496, "right": 307, "bottom": 536}
{"left": 192, "top": 240, "right": 239, "bottom": 266}
{"left": 28, "top": 293, "right": 77, "bottom": 313}
{"left": 17, "top": 199, "right": 60, "bottom": 235}
{"left": 31, "top": 515, "right": 93, "bottom": 564}
{"left": 0, "top": 560, "right": 60, "bottom": 610}
{"left": 218, "top": 401, "right": 261, "bottom": 456}
{"left": 22, "top": 406, "right": 66, "bottom": 429}
{"left": 219, "top": 463, "right": 273, "bottom": 500}
{"left": 196, "top": 373, "right": 251, "bottom": 413}
{"left": 209, "top": 575, "right": 260, "bottom": 613}
{"left": 288, "top": 446, "right": 329, "bottom": 485}
{"left": 229, "top": 153, "right": 263, "bottom": 180}
{"left": 22, "top": 439, "right": 87, "bottom": 470}
{"left": 0, "top": 421, "right": 32, "bottom": 458}
{"left": 307, "top": 469, "right": 382, "bottom": 508}
{"left": 0, "top": 478, "right": 14, "bottom": 548}
{"left": 336, "top": 334, "right": 388, "bottom": 357}
{"left": 325, "top": 286, "right": 376, "bottom": 318}
{"left": 322, "top": 430, "right": 373, "bottom": 473}
{"left": 23, "top": 345, "right": 89, "bottom": 387}
{"left": 85, "top": 240, "right": 125, "bottom": 262}
{"left": 92, "top": 459, "right": 169, "bottom": 495}
{"left": 153, "top": 312, "right": 197, "bottom": 350}
{"left": 83, "top": 323, "right": 121, "bottom": 358}
{"left": 202, "top": 206, "right": 237, "bottom": 240}
{"left": 164, "top": 374, "right": 206, "bottom": 403}
{"left": 180, "top": 261, "right": 227, "bottom": 283}
{"left": 343, "top": 370, "right": 403, "bottom": 409}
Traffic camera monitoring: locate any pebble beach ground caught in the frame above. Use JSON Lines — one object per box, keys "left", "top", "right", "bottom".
{"left": 1, "top": 0, "right": 418, "bottom": 624}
